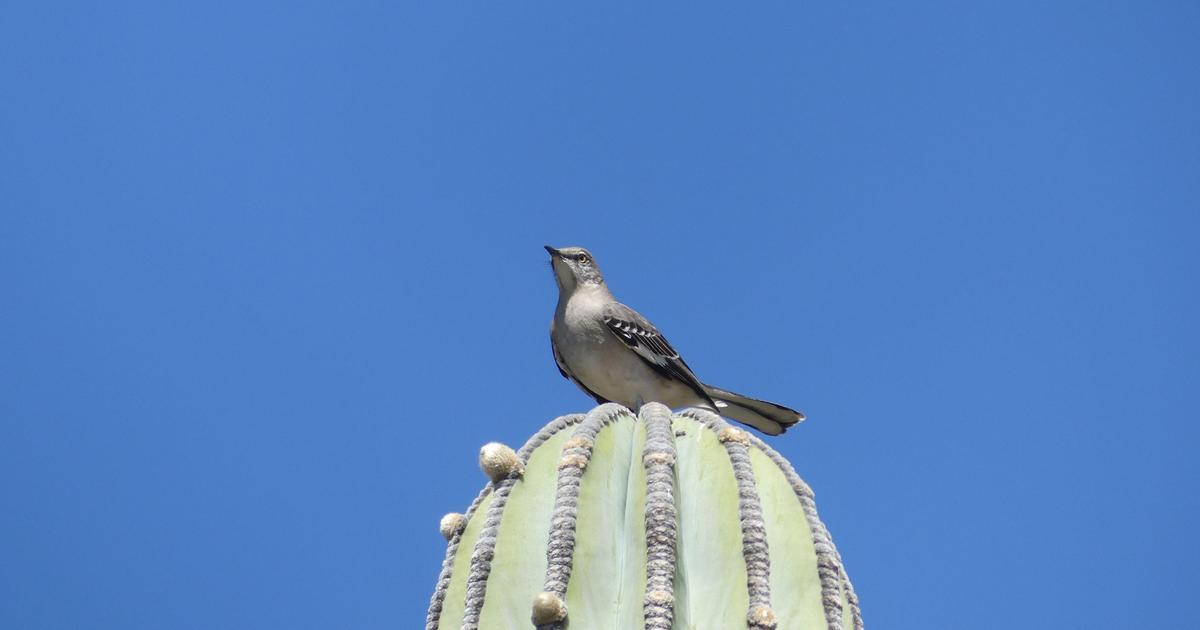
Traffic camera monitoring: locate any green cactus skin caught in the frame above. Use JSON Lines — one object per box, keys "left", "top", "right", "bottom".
{"left": 427, "top": 403, "right": 862, "bottom": 630}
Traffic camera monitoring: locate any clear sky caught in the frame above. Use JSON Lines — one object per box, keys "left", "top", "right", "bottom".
{"left": 2, "top": 3, "right": 1197, "bottom": 629}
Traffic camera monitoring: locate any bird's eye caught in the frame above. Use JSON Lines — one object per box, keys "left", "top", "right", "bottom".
{"left": 577, "top": 254, "right": 590, "bottom": 264}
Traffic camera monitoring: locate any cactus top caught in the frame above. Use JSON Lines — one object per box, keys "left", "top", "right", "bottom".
{"left": 426, "top": 403, "right": 862, "bottom": 630}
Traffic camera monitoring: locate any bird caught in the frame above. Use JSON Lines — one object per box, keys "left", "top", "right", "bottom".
{"left": 545, "top": 245, "right": 805, "bottom": 436}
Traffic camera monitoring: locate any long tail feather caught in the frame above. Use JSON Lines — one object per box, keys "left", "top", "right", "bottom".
{"left": 701, "top": 385, "right": 805, "bottom": 436}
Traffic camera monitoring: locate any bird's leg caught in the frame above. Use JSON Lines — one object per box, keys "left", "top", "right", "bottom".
{"left": 634, "top": 395, "right": 646, "bottom": 414}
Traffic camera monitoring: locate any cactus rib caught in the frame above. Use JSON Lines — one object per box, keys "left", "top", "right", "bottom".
{"left": 683, "top": 409, "right": 776, "bottom": 629}
{"left": 539, "top": 403, "right": 630, "bottom": 628}
{"left": 639, "top": 403, "right": 678, "bottom": 629}
{"left": 425, "top": 485, "right": 492, "bottom": 630}
{"left": 746, "top": 431, "right": 864, "bottom": 630}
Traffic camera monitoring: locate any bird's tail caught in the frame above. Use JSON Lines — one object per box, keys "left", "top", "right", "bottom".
{"left": 701, "top": 385, "right": 805, "bottom": 436}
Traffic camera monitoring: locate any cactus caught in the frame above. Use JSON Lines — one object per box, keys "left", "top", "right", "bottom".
{"left": 426, "top": 403, "right": 863, "bottom": 630}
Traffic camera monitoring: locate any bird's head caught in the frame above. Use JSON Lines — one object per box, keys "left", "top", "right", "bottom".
{"left": 545, "top": 245, "right": 605, "bottom": 293}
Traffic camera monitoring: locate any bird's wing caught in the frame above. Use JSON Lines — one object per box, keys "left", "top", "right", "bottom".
{"left": 601, "top": 301, "right": 716, "bottom": 407}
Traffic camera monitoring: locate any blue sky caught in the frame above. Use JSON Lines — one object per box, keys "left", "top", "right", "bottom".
{"left": 2, "top": 2, "right": 1197, "bottom": 628}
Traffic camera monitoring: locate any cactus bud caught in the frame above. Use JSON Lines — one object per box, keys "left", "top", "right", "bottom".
{"left": 717, "top": 426, "right": 750, "bottom": 445}
{"left": 530, "top": 591, "right": 567, "bottom": 625}
{"left": 478, "top": 441, "right": 523, "bottom": 482}
{"left": 748, "top": 604, "right": 778, "bottom": 628}
{"left": 438, "top": 512, "right": 465, "bottom": 540}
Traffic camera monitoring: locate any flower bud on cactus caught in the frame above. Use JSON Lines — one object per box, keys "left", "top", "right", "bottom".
{"left": 479, "top": 441, "right": 523, "bottom": 482}
{"left": 530, "top": 591, "right": 567, "bottom": 625}
{"left": 427, "top": 403, "right": 862, "bottom": 630}
{"left": 439, "top": 513, "right": 466, "bottom": 541}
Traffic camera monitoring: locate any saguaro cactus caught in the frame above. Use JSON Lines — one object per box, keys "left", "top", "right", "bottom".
{"left": 426, "top": 403, "right": 862, "bottom": 630}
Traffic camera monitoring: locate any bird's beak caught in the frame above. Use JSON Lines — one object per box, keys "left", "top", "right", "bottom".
{"left": 544, "top": 245, "right": 561, "bottom": 257}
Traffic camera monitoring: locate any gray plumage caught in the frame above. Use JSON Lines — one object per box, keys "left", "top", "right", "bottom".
{"left": 545, "top": 245, "right": 804, "bottom": 436}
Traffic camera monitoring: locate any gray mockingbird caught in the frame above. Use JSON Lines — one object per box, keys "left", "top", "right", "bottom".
{"left": 546, "top": 245, "right": 804, "bottom": 435}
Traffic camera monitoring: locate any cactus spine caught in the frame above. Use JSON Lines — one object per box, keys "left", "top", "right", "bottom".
{"left": 427, "top": 403, "right": 862, "bottom": 630}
